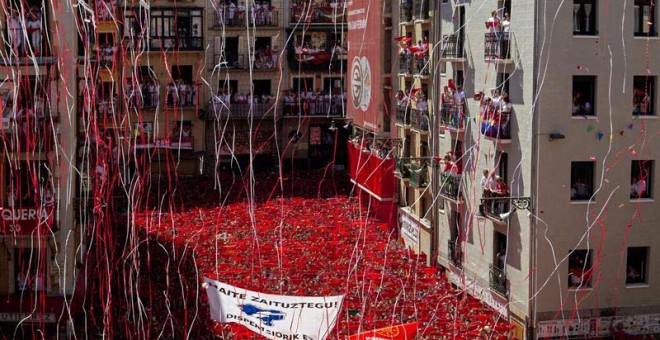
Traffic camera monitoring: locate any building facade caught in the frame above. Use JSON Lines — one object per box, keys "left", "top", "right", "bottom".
{"left": 394, "top": 0, "right": 660, "bottom": 338}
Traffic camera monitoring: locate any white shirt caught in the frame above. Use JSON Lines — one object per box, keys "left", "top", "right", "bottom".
{"left": 453, "top": 91, "right": 465, "bottom": 104}
{"left": 502, "top": 19, "right": 511, "bottom": 33}
{"left": 486, "top": 17, "right": 501, "bottom": 33}
{"left": 417, "top": 99, "right": 428, "bottom": 112}
{"left": 500, "top": 101, "right": 512, "bottom": 113}
{"left": 632, "top": 179, "right": 647, "bottom": 196}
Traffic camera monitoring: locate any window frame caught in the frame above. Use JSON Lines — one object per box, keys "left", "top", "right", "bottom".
{"left": 573, "top": 0, "right": 598, "bottom": 36}
{"left": 572, "top": 75, "right": 597, "bottom": 117}
{"left": 568, "top": 249, "right": 593, "bottom": 289}
{"left": 497, "top": 73, "right": 511, "bottom": 97}
{"left": 570, "top": 161, "right": 595, "bottom": 201}
{"left": 631, "top": 160, "right": 654, "bottom": 199}
{"left": 634, "top": 0, "right": 657, "bottom": 36}
{"left": 626, "top": 246, "right": 649, "bottom": 285}
{"left": 149, "top": 8, "right": 203, "bottom": 51}
{"left": 632, "top": 76, "right": 656, "bottom": 116}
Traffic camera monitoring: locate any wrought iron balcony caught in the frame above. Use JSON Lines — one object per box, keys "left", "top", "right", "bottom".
{"left": 484, "top": 33, "right": 512, "bottom": 60}
{"left": 440, "top": 104, "right": 465, "bottom": 130}
{"left": 412, "top": 0, "right": 429, "bottom": 21}
{"left": 448, "top": 240, "right": 462, "bottom": 267}
{"left": 441, "top": 33, "right": 464, "bottom": 59}
{"left": 210, "top": 10, "right": 246, "bottom": 28}
{"left": 207, "top": 101, "right": 276, "bottom": 120}
{"left": 126, "top": 86, "right": 160, "bottom": 109}
{"left": 290, "top": 4, "right": 346, "bottom": 25}
{"left": 396, "top": 106, "right": 411, "bottom": 125}
{"left": 479, "top": 111, "right": 511, "bottom": 140}
{"left": 480, "top": 196, "right": 510, "bottom": 222}
{"left": 250, "top": 10, "right": 279, "bottom": 27}
{"left": 440, "top": 172, "right": 462, "bottom": 201}
{"left": 148, "top": 36, "right": 203, "bottom": 51}
{"left": 409, "top": 163, "right": 429, "bottom": 188}
{"left": 410, "top": 109, "right": 429, "bottom": 132}
{"left": 414, "top": 54, "right": 430, "bottom": 76}
{"left": 281, "top": 100, "right": 344, "bottom": 117}
{"left": 489, "top": 264, "right": 508, "bottom": 297}
{"left": 400, "top": 1, "right": 413, "bottom": 22}
{"left": 165, "top": 83, "right": 199, "bottom": 108}
{"left": 399, "top": 55, "right": 413, "bottom": 75}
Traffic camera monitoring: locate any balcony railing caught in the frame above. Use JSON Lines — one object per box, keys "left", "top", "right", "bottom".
{"left": 481, "top": 196, "right": 510, "bottom": 222}
{"left": 208, "top": 101, "right": 276, "bottom": 119}
{"left": 440, "top": 104, "right": 465, "bottom": 130}
{"left": 410, "top": 109, "right": 429, "bottom": 132}
{"left": 395, "top": 159, "right": 411, "bottom": 180}
{"left": 400, "top": 1, "right": 413, "bottom": 22}
{"left": 148, "top": 36, "right": 203, "bottom": 51}
{"left": 441, "top": 33, "right": 464, "bottom": 59}
{"left": 440, "top": 172, "right": 462, "bottom": 201}
{"left": 126, "top": 85, "right": 160, "bottom": 109}
{"left": 210, "top": 8, "right": 280, "bottom": 28}
{"left": 399, "top": 55, "right": 412, "bottom": 74}
{"left": 484, "top": 33, "right": 512, "bottom": 60}
{"left": 414, "top": 54, "right": 430, "bottom": 76}
{"left": 396, "top": 106, "right": 411, "bottom": 125}
{"left": 412, "top": 0, "right": 429, "bottom": 21}
{"left": 290, "top": 4, "right": 346, "bottom": 25}
{"left": 409, "top": 163, "right": 428, "bottom": 188}
{"left": 165, "top": 83, "right": 199, "bottom": 108}
{"left": 210, "top": 53, "right": 246, "bottom": 70}
{"left": 448, "top": 240, "right": 462, "bottom": 267}
{"left": 282, "top": 100, "right": 344, "bottom": 116}
{"left": 479, "top": 111, "right": 511, "bottom": 140}
{"left": 489, "top": 265, "right": 508, "bottom": 296}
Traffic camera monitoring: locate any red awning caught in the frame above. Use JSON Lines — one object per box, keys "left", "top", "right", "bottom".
{"left": 347, "top": 142, "right": 395, "bottom": 201}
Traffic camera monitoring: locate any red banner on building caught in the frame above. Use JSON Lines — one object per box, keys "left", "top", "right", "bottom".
{"left": 347, "top": 0, "right": 383, "bottom": 131}
{"left": 0, "top": 207, "right": 54, "bottom": 236}
{"left": 135, "top": 137, "right": 194, "bottom": 150}
{"left": 347, "top": 142, "right": 394, "bottom": 201}
{"left": 348, "top": 322, "right": 419, "bottom": 340}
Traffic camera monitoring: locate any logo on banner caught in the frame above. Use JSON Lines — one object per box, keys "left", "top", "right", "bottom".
{"left": 241, "top": 304, "right": 286, "bottom": 327}
{"left": 351, "top": 56, "right": 372, "bottom": 112}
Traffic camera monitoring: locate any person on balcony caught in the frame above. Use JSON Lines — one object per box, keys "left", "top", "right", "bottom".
{"left": 237, "top": 2, "right": 246, "bottom": 24}
{"left": 502, "top": 13, "right": 511, "bottom": 57}
{"left": 630, "top": 176, "right": 647, "bottom": 199}
{"left": 8, "top": 11, "right": 24, "bottom": 57}
{"left": 478, "top": 169, "right": 494, "bottom": 216}
{"left": 499, "top": 92, "right": 512, "bottom": 138}
{"left": 395, "top": 90, "right": 409, "bottom": 108}
{"left": 227, "top": 1, "right": 237, "bottom": 25}
{"left": 26, "top": 9, "right": 42, "bottom": 56}
{"left": 493, "top": 176, "right": 509, "bottom": 214}
{"left": 485, "top": 10, "right": 502, "bottom": 57}
{"left": 453, "top": 85, "right": 466, "bottom": 106}
{"left": 216, "top": 0, "right": 226, "bottom": 26}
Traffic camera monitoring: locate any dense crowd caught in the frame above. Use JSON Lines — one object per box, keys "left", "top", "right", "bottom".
{"left": 120, "top": 171, "right": 516, "bottom": 339}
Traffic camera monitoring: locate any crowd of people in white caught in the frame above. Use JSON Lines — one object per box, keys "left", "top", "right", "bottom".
{"left": 214, "top": 1, "right": 276, "bottom": 27}
{"left": 6, "top": 8, "right": 44, "bottom": 57}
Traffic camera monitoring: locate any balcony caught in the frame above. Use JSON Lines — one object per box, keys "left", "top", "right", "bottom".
{"left": 126, "top": 84, "right": 161, "bottom": 110}
{"left": 207, "top": 101, "right": 276, "bottom": 120}
{"left": 441, "top": 33, "right": 465, "bottom": 60}
{"left": 480, "top": 196, "right": 510, "bottom": 224}
{"left": 448, "top": 240, "right": 462, "bottom": 268}
{"left": 414, "top": 54, "right": 430, "bottom": 77}
{"left": 439, "top": 172, "right": 462, "bottom": 202}
{"left": 148, "top": 36, "right": 203, "bottom": 51}
{"left": 400, "top": 1, "right": 413, "bottom": 23}
{"left": 410, "top": 109, "right": 429, "bottom": 132}
{"left": 210, "top": 7, "right": 280, "bottom": 28}
{"left": 396, "top": 106, "right": 411, "bottom": 126}
{"left": 289, "top": 3, "right": 346, "bottom": 25}
{"left": 399, "top": 55, "right": 413, "bottom": 75}
{"left": 395, "top": 159, "right": 411, "bottom": 180}
{"left": 282, "top": 100, "right": 344, "bottom": 117}
{"left": 489, "top": 265, "right": 508, "bottom": 297}
{"left": 484, "top": 33, "right": 513, "bottom": 62}
{"left": 286, "top": 43, "right": 346, "bottom": 72}
{"left": 165, "top": 83, "right": 199, "bottom": 108}
{"left": 409, "top": 163, "right": 429, "bottom": 188}
{"left": 440, "top": 104, "right": 465, "bottom": 132}
{"left": 479, "top": 111, "right": 511, "bottom": 143}
{"left": 412, "top": 0, "right": 429, "bottom": 21}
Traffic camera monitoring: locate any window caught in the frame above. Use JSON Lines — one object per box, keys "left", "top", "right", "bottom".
{"left": 626, "top": 247, "right": 649, "bottom": 284}
{"left": 252, "top": 80, "right": 272, "bottom": 96}
{"left": 571, "top": 161, "right": 594, "bottom": 201}
{"left": 3, "top": 0, "right": 51, "bottom": 57}
{"left": 172, "top": 65, "right": 194, "bottom": 84}
{"left": 455, "top": 70, "right": 464, "bottom": 87}
{"left": 568, "top": 249, "right": 593, "bottom": 288}
{"left": 323, "top": 77, "right": 344, "bottom": 94}
{"left": 219, "top": 79, "right": 238, "bottom": 96}
{"left": 572, "top": 76, "right": 596, "bottom": 116}
{"left": 573, "top": 0, "right": 598, "bottom": 35}
{"left": 497, "top": 73, "right": 510, "bottom": 97}
{"left": 173, "top": 121, "right": 192, "bottom": 138}
{"left": 498, "top": 0, "right": 512, "bottom": 18}
{"left": 497, "top": 152, "right": 508, "bottom": 183}
{"left": 631, "top": 160, "right": 654, "bottom": 198}
{"left": 149, "top": 9, "right": 203, "bottom": 51}
{"left": 634, "top": 0, "right": 657, "bottom": 36}
{"left": 633, "top": 76, "right": 655, "bottom": 116}
{"left": 494, "top": 232, "right": 507, "bottom": 270}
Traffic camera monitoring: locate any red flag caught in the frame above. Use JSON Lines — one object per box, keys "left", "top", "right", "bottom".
{"left": 394, "top": 37, "right": 413, "bottom": 44}
{"left": 406, "top": 46, "right": 421, "bottom": 53}
{"left": 410, "top": 88, "right": 421, "bottom": 97}
{"left": 348, "top": 322, "right": 419, "bottom": 340}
